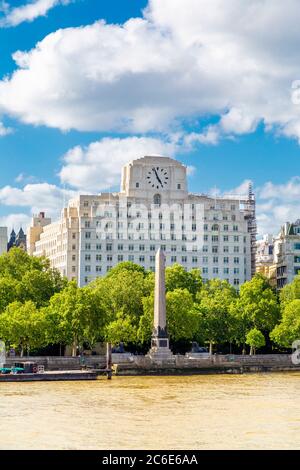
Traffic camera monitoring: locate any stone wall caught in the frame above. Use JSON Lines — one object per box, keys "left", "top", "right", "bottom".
{"left": 5, "top": 356, "right": 106, "bottom": 371}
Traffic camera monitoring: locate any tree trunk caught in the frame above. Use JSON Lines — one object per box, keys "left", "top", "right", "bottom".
{"left": 59, "top": 343, "right": 62, "bottom": 357}
{"left": 72, "top": 339, "right": 77, "bottom": 357}
{"left": 250, "top": 346, "right": 253, "bottom": 355}
{"left": 209, "top": 342, "right": 213, "bottom": 355}
{"left": 20, "top": 345, "right": 24, "bottom": 357}
{"left": 242, "top": 343, "right": 246, "bottom": 355}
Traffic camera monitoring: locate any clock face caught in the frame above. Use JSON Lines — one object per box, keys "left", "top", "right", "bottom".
{"left": 146, "top": 167, "right": 169, "bottom": 189}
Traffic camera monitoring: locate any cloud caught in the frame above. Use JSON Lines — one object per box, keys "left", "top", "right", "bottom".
{"left": 0, "top": 0, "right": 300, "bottom": 140}
{"left": 0, "top": 213, "right": 31, "bottom": 233}
{"left": 0, "top": 121, "right": 13, "bottom": 136}
{"left": 0, "top": 182, "right": 76, "bottom": 218}
{"left": 59, "top": 136, "right": 178, "bottom": 192}
{"left": 257, "top": 177, "right": 300, "bottom": 235}
{"left": 0, "top": 0, "right": 72, "bottom": 27}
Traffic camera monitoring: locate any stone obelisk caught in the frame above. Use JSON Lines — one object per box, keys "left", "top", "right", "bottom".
{"left": 148, "top": 248, "right": 174, "bottom": 361}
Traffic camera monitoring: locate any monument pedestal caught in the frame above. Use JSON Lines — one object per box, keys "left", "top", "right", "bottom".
{"left": 147, "top": 337, "right": 175, "bottom": 363}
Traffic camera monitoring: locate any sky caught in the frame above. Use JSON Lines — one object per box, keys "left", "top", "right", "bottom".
{"left": 0, "top": 0, "right": 300, "bottom": 237}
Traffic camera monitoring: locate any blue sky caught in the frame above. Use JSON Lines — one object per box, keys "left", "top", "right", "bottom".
{"left": 0, "top": 0, "right": 300, "bottom": 236}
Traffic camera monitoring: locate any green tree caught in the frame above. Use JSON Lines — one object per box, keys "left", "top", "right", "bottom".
{"left": 0, "top": 301, "right": 47, "bottom": 356}
{"left": 144, "top": 264, "right": 202, "bottom": 299}
{"left": 246, "top": 328, "right": 266, "bottom": 355}
{"left": 280, "top": 275, "right": 300, "bottom": 308}
{"left": 47, "top": 282, "right": 107, "bottom": 355}
{"left": 195, "top": 279, "right": 237, "bottom": 354}
{"left": 230, "top": 274, "right": 280, "bottom": 353}
{"left": 270, "top": 299, "right": 300, "bottom": 348}
{"left": 105, "top": 312, "right": 137, "bottom": 346}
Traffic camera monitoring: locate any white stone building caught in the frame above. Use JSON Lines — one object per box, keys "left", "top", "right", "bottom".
{"left": 273, "top": 220, "right": 300, "bottom": 289}
{"left": 0, "top": 227, "right": 7, "bottom": 255}
{"left": 30, "top": 156, "right": 256, "bottom": 287}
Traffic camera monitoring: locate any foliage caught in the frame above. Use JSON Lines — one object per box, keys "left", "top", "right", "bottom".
{"left": 195, "top": 279, "right": 237, "bottom": 352}
{"left": 0, "top": 301, "right": 47, "bottom": 355}
{"left": 270, "top": 299, "right": 300, "bottom": 348}
{"left": 105, "top": 312, "right": 137, "bottom": 346}
{"left": 230, "top": 274, "right": 280, "bottom": 348}
{"left": 246, "top": 328, "right": 266, "bottom": 354}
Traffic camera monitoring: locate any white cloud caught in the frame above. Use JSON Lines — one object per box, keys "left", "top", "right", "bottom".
{"left": 0, "top": 0, "right": 299, "bottom": 140}
{"left": 0, "top": 0, "right": 71, "bottom": 27}
{"left": 0, "top": 182, "right": 76, "bottom": 218}
{"left": 59, "top": 136, "right": 177, "bottom": 192}
{"left": 257, "top": 177, "right": 300, "bottom": 235}
{"left": 0, "top": 121, "right": 12, "bottom": 136}
{"left": 0, "top": 213, "right": 31, "bottom": 233}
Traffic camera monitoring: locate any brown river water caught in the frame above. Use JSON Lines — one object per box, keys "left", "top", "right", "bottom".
{"left": 0, "top": 373, "right": 299, "bottom": 450}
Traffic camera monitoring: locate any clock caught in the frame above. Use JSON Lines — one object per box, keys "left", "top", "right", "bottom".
{"left": 146, "top": 167, "right": 169, "bottom": 189}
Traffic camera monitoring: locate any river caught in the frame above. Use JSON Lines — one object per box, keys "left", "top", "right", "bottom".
{"left": 0, "top": 373, "right": 299, "bottom": 449}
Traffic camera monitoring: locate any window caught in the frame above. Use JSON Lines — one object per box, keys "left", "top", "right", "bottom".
{"left": 107, "top": 255, "right": 113, "bottom": 262}
{"left": 129, "top": 244, "right": 134, "bottom": 251}
{"left": 234, "top": 279, "right": 240, "bottom": 286}
{"left": 223, "top": 225, "right": 229, "bottom": 231}
{"left": 203, "top": 267, "right": 208, "bottom": 274}
{"left": 224, "top": 267, "right": 229, "bottom": 274}
{"left": 234, "top": 257, "right": 240, "bottom": 264}
{"left": 96, "top": 254, "right": 102, "bottom": 261}
{"left": 150, "top": 255, "right": 155, "bottom": 262}
{"left": 171, "top": 256, "right": 177, "bottom": 263}
{"left": 223, "top": 246, "right": 229, "bottom": 253}
{"left": 85, "top": 243, "right": 91, "bottom": 250}
{"left": 294, "top": 243, "right": 300, "bottom": 250}
{"left": 85, "top": 266, "right": 91, "bottom": 273}
{"left": 150, "top": 245, "right": 156, "bottom": 251}
{"left": 212, "top": 235, "right": 219, "bottom": 242}
{"left": 72, "top": 233, "right": 76, "bottom": 239}
{"left": 223, "top": 257, "right": 229, "bottom": 264}
{"left": 202, "top": 256, "right": 208, "bottom": 264}
{"left": 118, "top": 244, "right": 123, "bottom": 251}
{"left": 136, "top": 182, "right": 140, "bottom": 188}
{"left": 96, "top": 266, "right": 101, "bottom": 273}
{"left": 182, "top": 256, "right": 187, "bottom": 263}
{"left": 118, "top": 255, "right": 124, "bottom": 262}
{"left": 96, "top": 244, "right": 101, "bottom": 250}
{"left": 139, "top": 256, "right": 145, "bottom": 262}
{"left": 85, "top": 221, "right": 90, "bottom": 228}
{"left": 139, "top": 245, "right": 145, "bottom": 251}
{"left": 85, "top": 254, "right": 91, "bottom": 261}
{"left": 212, "top": 246, "right": 218, "bottom": 253}
{"left": 177, "top": 183, "right": 181, "bottom": 189}
{"left": 72, "top": 255, "right": 76, "bottom": 261}
{"left": 128, "top": 255, "right": 134, "bottom": 261}
{"left": 83, "top": 201, "right": 89, "bottom": 207}
{"left": 234, "top": 235, "right": 239, "bottom": 242}
{"left": 234, "top": 246, "right": 239, "bottom": 253}
{"left": 213, "top": 267, "right": 219, "bottom": 275}
{"left": 85, "top": 232, "right": 91, "bottom": 239}
{"left": 203, "top": 245, "right": 208, "bottom": 253}
{"left": 171, "top": 245, "right": 177, "bottom": 252}
{"left": 154, "top": 194, "right": 161, "bottom": 206}
{"left": 234, "top": 268, "right": 240, "bottom": 274}
{"left": 106, "top": 244, "right": 112, "bottom": 251}
{"left": 203, "top": 235, "right": 208, "bottom": 241}
{"left": 72, "top": 266, "right": 76, "bottom": 273}
{"left": 213, "top": 256, "right": 219, "bottom": 264}
{"left": 192, "top": 256, "right": 198, "bottom": 263}
{"left": 223, "top": 235, "right": 229, "bottom": 242}
{"left": 212, "top": 224, "right": 219, "bottom": 231}
{"left": 233, "top": 225, "right": 238, "bottom": 232}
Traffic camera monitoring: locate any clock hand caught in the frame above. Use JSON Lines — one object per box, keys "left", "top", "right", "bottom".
{"left": 152, "top": 168, "right": 164, "bottom": 187}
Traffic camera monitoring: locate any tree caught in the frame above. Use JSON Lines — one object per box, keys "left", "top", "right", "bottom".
{"left": 0, "top": 301, "right": 47, "bottom": 356}
{"left": 0, "top": 248, "right": 67, "bottom": 312}
{"left": 230, "top": 274, "right": 280, "bottom": 353}
{"left": 90, "top": 268, "right": 150, "bottom": 324}
{"left": 105, "top": 312, "right": 137, "bottom": 346}
{"left": 246, "top": 328, "right": 266, "bottom": 355}
{"left": 280, "top": 275, "right": 300, "bottom": 308}
{"left": 270, "top": 299, "right": 300, "bottom": 348}
{"left": 46, "top": 282, "right": 107, "bottom": 355}
{"left": 195, "top": 279, "right": 237, "bottom": 354}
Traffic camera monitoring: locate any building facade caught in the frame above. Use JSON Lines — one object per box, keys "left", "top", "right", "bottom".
{"left": 0, "top": 227, "right": 7, "bottom": 255}
{"left": 273, "top": 220, "right": 300, "bottom": 289}
{"left": 256, "top": 234, "right": 276, "bottom": 286}
{"left": 30, "top": 156, "right": 256, "bottom": 287}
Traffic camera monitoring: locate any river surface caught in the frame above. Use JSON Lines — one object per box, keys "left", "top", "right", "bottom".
{"left": 0, "top": 373, "right": 300, "bottom": 449}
